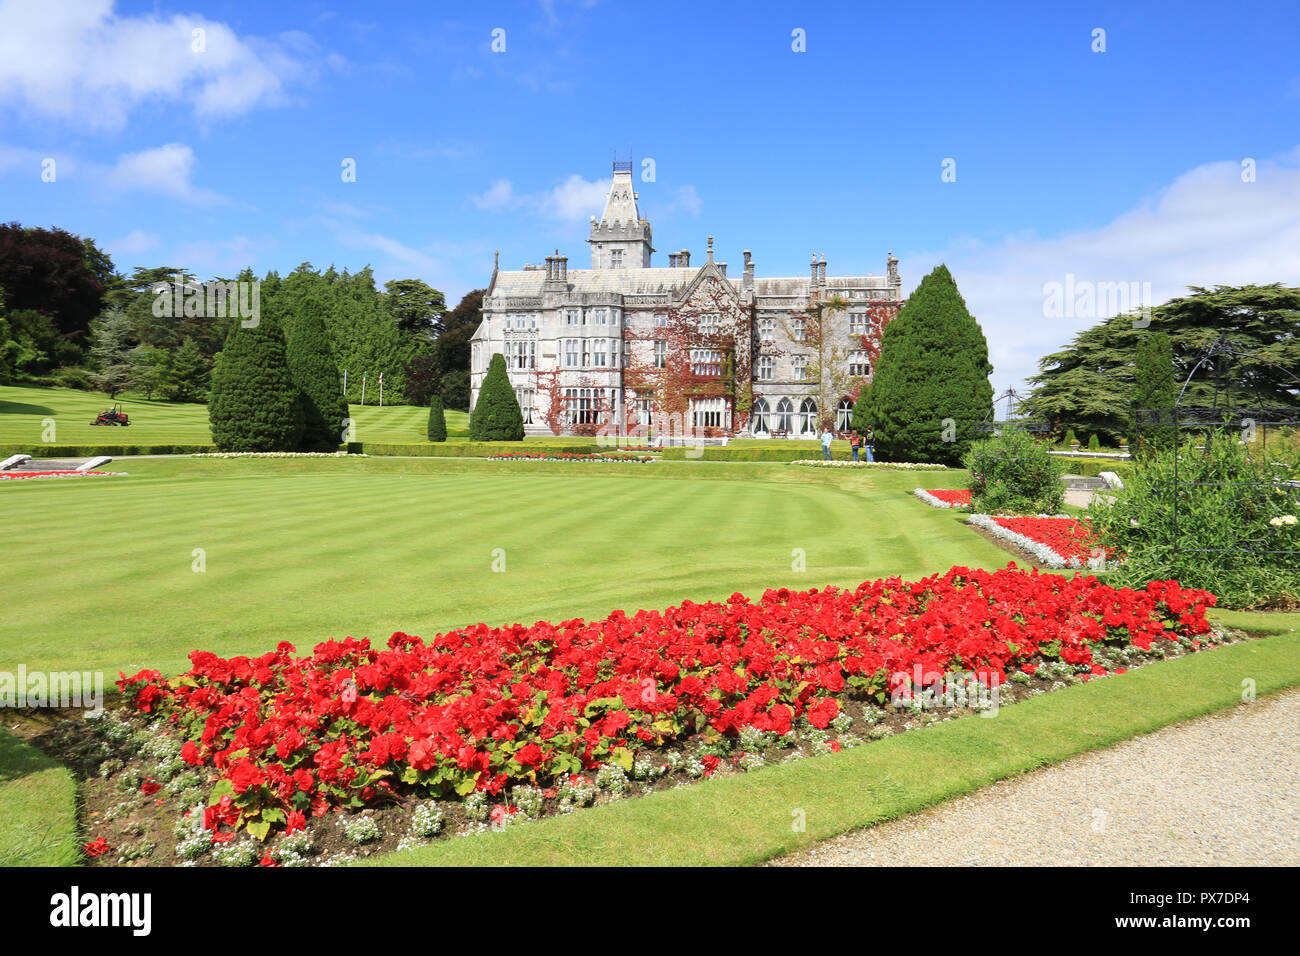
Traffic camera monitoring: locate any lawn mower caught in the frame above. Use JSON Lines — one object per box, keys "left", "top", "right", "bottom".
{"left": 90, "top": 403, "right": 130, "bottom": 426}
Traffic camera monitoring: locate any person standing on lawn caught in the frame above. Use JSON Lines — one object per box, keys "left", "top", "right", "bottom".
{"left": 821, "top": 427, "right": 834, "bottom": 461}
{"left": 864, "top": 426, "right": 876, "bottom": 462}
{"left": 850, "top": 431, "right": 862, "bottom": 462}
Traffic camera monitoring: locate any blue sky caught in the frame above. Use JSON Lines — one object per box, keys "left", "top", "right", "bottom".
{"left": 2, "top": 0, "right": 1298, "bottom": 392}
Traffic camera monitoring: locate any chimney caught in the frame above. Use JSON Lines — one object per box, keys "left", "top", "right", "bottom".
{"left": 717, "top": 262, "right": 726, "bottom": 277}
{"left": 680, "top": 249, "right": 690, "bottom": 267}
{"left": 706, "top": 236, "right": 714, "bottom": 263}
{"left": 811, "top": 254, "right": 818, "bottom": 285}
{"left": 887, "top": 251, "right": 900, "bottom": 288}
{"left": 557, "top": 253, "right": 568, "bottom": 282}
{"left": 743, "top": 250, "right": 754, "bottom": 293}
{"left": 818, "top": 254, "right": 827, "bottom": 285}
{"left": 669, "top": 253, "right": 678, "bottom": 267}
{"left": 544, "top": 254, "right": 556, "bottom": 281}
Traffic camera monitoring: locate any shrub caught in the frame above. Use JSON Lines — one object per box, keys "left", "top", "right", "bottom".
{"left": 208, "top": 315, "right": 304, "bottom": 452}
{"left": 1087, "top": 433, "right": 1101, "bottom": 451}
{"left": 468, "top": 353, "right": 523, "bottom": 441}
{"left": 1088, "top": 429, "right": 1300, "bottom": 608}
{"left": 55, "top": 366, "right": 97, "bottom": 391}
{"left": 1063, "top": 429, "right": 1079, "bottom": 447}
{"left": 964, "top": 426, "right": 1065, "bottom": 514}
{"left": 868, "top": 264, "right": 994, "bottom": 465}
{"left": 426, "top": 395, "right": 447, "bottom": 442}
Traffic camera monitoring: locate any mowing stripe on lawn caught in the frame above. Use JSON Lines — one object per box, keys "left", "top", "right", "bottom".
{"left": 364, "top": 631, "right": 1300, "bottom": 867}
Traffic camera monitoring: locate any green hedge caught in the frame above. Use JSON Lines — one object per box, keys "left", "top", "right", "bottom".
{"left": 350, "top": 442, "right": 598, "bottom": 457}
{"left": 0, "top": 443, "right": 215, "bottom": 457}
{"left": 655, "top": 446, "right": 888, "bottom": 463}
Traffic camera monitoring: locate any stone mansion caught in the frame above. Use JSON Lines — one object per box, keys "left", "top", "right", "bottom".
{"left": 469, "top": 161, "right": 903, "bottom": 438}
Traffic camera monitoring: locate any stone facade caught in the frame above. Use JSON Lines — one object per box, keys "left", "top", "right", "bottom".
{"left": 470, "top": 161, "right": 903, "bottom": 438}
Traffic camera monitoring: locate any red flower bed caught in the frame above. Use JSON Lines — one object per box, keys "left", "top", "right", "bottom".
{"left": 1, "top": 470, "right": 123, "bottom": 480}
{"left": 989, "top": 515, "right": 1116, "bottom": 566}
{"left": 118, "top": 566, "right": 1212, "bottom": 839}
{"left": 489, "top": 452, "right": 652, "bottom": 463}
{"left": 916, "top": 488, "right": 972, "bottom": 508}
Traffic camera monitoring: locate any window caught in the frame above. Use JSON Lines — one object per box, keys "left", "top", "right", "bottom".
{"left": 691, "top": 349, "right": 721, "bottom": 377}
{"left": 798, "top": 399, "right": 817, "bottom": 436}
{"left": 566, "top": 309, "right": 581, "bottom": 325}
{"left": 692, "top": 397, "right": 726, "bottom": 429}
{"left": 610, "top": 250, "right": 623, "bottom": 269}
{"left": 565, "top": 339, "right": 580, "bottom": 367}
{"left": 759, "top": 316, "right": 775, "bottom": 342}
{"left": 775, "top": 398, "right": 793, "bottom": 432}
{"left": 637, "top": 396, "right": 653, "bottom": 426}
{"left": 792, "top": 354, "right": 808, "bottom": 380}
{"left": 592, "top": 339, "right": 607, "bottom": 367}
{"left": 700, "top": 312, "right": 719, "bottom": 334}
{"left": 515, "top": 387, "right": 534, "bottom": 424}
{"left": 563, "top": 388, "right": 602, "bottom": 426}
{"left": 591, "top": 308, "right": 606, "bottom": 325}
{"left": 848, "top": 351, "right": 871, "bottom": 376}
{"left": 654, "top": 340, "right": 667, "bottom": 369}
{"left": 752, "top": 398, "right": 770, "bottom": 434}
{"left": 582, "top": 340, "right": 592, "bottom": 366}
{"left": 792, "top": 317, "right": 806, "bottom": 342}
{"left": 849, "top": 312, "right": 868, "bottom": 334}
{"left": 654, "top": 312, "right": 667, "bottom": 328}
{"left": 758, "top": 356, "right": 773, "bottom": 380}
{"left": 837, "top": 398, "right": 854, "bottom": 430}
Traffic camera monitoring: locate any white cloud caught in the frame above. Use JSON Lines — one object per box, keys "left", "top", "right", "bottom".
{"left": 901, "top": 150, "right": 1300, "bottom": 395}
{"left": 470, "top": 174, "right": 611, "bottom": 223}
{"left": 0, "top": 0, "right": 322, "bottom": 128}
{"left": 106, "top": 143, "right": 225, "bottom": 204}
{"left": 541, "top": 174, "right": 609, "bottom": 220}
{"left": 105, "top": 229, "right": 159, "bottom": 257}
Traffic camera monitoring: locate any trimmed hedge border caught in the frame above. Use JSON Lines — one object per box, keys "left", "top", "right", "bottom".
{"left": 0, "top": 443, "right": 215, "bottom": 457}
{"left": 349, "top": 441, "right": 598, "bottom": 457}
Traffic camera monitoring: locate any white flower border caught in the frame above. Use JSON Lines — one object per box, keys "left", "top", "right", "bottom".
{"left": 968, "top": 513, "right": 1116, "bottom": 571}
{"left": 0, "top": 471, "right": 125, "bottom": 481}
{"left": 791, "top": 460, "right": 947, "bottom": 470}
{"left": 913, "top": 488, "right": 970, "bottom": 509}
{"left": 191, "top": 452, "right": 367, "bottom": 459}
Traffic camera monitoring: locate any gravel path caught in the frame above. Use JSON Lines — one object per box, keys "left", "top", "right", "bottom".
{"left": 770, "top": 690, "right": 1300, "bottom": 866}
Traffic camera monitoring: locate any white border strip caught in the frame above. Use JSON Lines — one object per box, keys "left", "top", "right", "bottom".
{"left": 968, "top": 513, "right": 1113, "bottom": 570}
{"left": 913, "top": 488, "right": 970, "bottom": 509}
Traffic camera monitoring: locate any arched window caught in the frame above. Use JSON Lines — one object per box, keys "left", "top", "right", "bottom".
{"left": 798, "top": 399, "right": 818, "bottom": 436}
{"left": 836, "top": 398, "right": 854, "bottom": 430}
{"left": 752, "top": 398, "right": 770, "bottom": 435}
{"left": 775, "top": 398, "right": 793, "bottom": 432}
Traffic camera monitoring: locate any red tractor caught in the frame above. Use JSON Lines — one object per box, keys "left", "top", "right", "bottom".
{"left": 91, "top": 403, "right": 130, "bottom": 426}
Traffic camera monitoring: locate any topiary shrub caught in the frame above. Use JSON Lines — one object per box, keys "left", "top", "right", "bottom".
{"left": 208, "top": 315, "right": 304, "bottom": 452}
{"left": 427, "top": 395, "right": 447, "bottom": 442}
{"left": 1087, "top": 433, "right": 1101, "bottom": 451}
{"left": 1088, "top": 429, "right": 1300, "bottom": 608}
{"left": 468, "top": 353, "right": 523, "bottom": 441}
{"left": 867, "top": 264, "right": 993, "bottom": 465}
{"left": 964, "top": 426, "right": 1065, "bottom": 514}
{"left": 1063, "top": 429, "right": 1079, "bottom": 447}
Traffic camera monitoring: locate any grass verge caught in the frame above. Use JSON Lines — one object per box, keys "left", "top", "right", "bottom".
{"left": 0, "top": 728, "right": 80, "bottom": 866}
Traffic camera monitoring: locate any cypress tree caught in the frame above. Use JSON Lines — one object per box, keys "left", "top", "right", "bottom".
{"left": 469, "top": 353, "right": 524, "bottom": 441}
{"left": 868, "top": 265, "right": 993, "bottom": 465}
{"left": 1133, "top": 329, "right": 1176, "bottom": 452}
{"left": 285, "top": 299, "right": 348, "bottom": 451}
{"left": 427, "top": 395, "right": 447, "bottom": 442}
{"left": 208, "top": 313, "right": 303, "bottom": 451}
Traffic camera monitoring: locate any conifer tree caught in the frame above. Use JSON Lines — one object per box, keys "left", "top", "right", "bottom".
{"left": 868, "top": 265, "right": 993, "bottom": 464}
{"left": 208, "top": 313, "right": 303, "bottom": 451}
{"left": 469, "top": 353, "right": 523, "bottom": 441}
{"left": 285, "top": 298, "right": 348, "bottom": 450}
{"left": 427, "top": 394, "right": 447, "bottom": 442}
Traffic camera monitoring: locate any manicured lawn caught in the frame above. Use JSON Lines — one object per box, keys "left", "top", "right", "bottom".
{"left": 0, "top": 728, "right": 79, "bottom": 867}
{"left": 0, "top": 384, "right": 468, "bottom": 448}
{"left": 0, "top": 456, "right": 1006, "bottom": 678}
